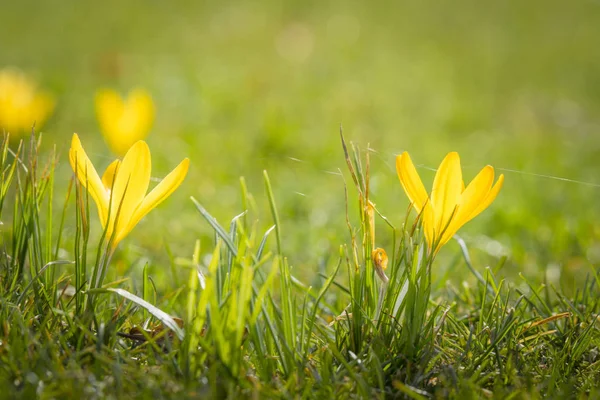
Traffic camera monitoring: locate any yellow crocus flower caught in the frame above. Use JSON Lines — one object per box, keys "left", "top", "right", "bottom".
{"left": 69, "top": 133, "right": 189, "bottom": 249}
{"left": 0, "top": 68, "right": 54, "bottom": 135}
{"left": 396, "top": 151, "right": 504, "bottom": 255}
{"left": 95, "top": 88, "right": 155, "bottom": 155}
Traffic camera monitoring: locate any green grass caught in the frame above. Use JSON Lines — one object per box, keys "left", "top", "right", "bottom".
{"left": 2, "top": 0, "right": 600, "bottom": 398}
{"left": 1, "top": 134, "right": 600, "bottom": 399}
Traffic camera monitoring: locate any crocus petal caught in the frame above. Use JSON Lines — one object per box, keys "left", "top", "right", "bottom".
{"left": 124, "top": 158, "right": 190, "bottom": 239}
{"left": 109, "top": 140, "right": 151, "bottom": 239}
{"left": 437, "top": 166, "right": 495, "bottom": 247}
{"left": 420, "top": 203, "right": 436, "bottom": 250}
{"left": 111, "top": 89, "right": 154, "bottom": 155}
{"left": 469, "top": 173, "right": 504, "bottom": 219}
{"left": 96, "top": 89, "right": 122, "bottom": 133}
{"left": 128, "top": 88, "right": 154, "bottom": 138}
{"left": 396, "top": 152, "right": 435, "bottom": 248}
{"left": 96, "top": 89, "right": 127, "bottom": 155}
{"left": 396, "top": 152, "right": 429, "bottom": 213}
{"left": 69, "top": 133, "right": 109, "bottom": 225}
{"left": 96, "top": 89, "right": 122, "bottom": 121}
{"left": 32, "top": 91, "right": 55, "bottom": 127}
{"left": 431, "top": 152, "right": 462, "bottom": 235}
{"left": 101, "top": 159, "right": 121, "bottom": 190}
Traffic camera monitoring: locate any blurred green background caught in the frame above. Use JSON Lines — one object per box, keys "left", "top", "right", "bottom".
{"left": 2, "top": 0, "right": 600, "bottom": 292}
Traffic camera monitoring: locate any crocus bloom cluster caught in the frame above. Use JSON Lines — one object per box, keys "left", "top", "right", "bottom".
{"left": 396, "top": 151, "right": 504, "bottom": 255}
{"left": 95, "top": 88, "right": 155, "bottom": 156}
{"left": 69, "top": 133, "right": 189, "bottom": 249}
{"left": 0, "top": 68, "right": 54, "bottom": 135}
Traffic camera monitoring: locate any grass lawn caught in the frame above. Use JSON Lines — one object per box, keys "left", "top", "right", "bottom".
{"left": 1, "top": 0, "right": 600, "bottom": 398}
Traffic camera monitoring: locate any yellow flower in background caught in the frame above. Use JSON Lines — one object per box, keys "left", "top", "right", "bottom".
{"left": 69, "top": 133, "right": 189, "bottom": 249}
{"left": 0, "top": 68, "right": 54, "bottom": 135}
{"left": 396, "top": 151, "right": 504, "bottom": 255}
{"left": 95, "top": 88, "right": 155, "bottom": 155}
